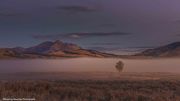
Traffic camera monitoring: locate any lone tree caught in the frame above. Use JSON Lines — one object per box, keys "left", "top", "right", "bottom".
{"left": 115, "top": 61, "right": 124, "bottom": 72}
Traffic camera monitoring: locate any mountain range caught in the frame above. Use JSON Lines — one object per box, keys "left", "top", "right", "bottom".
{"left": 0, "top": 40, "right": 117, "bottom": 59}
{"left": 136, "top": 42, "right": 180, "bottom": 57}
{"left": 0, "top": 41, "right": 180, "bottom": 59}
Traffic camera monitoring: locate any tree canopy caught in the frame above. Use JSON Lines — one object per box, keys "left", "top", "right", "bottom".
{"left": 115, "top": 61, "right": 124, "bottom": 72}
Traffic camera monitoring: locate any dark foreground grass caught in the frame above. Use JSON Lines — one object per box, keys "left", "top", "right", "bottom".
{"left": 0, "top": 80, "right": 180, "bottom": 101}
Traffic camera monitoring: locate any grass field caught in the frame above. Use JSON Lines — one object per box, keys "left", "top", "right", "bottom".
{"left": 1, "top": 73, "right": 180, "bottom": 101}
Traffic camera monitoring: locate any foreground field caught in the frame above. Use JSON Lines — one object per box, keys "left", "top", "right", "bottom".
{"left": 1, "top": 73, "right": 180, "bottom": 101}
{"left": 1, "top": 80, "right": 180, "bottom": 101}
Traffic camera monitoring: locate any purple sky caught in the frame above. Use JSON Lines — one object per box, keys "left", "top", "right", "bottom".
{"left": 0, "top": 0, "right": 180, "bottom": 49}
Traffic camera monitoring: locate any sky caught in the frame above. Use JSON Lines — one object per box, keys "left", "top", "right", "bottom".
{"left": 0, "top": 0, "right": 180, "bottom": 49}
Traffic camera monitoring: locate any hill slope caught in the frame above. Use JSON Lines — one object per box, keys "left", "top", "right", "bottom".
{"left": 136, "top": 42, "right": 180, "bottom": 57}
{"left": 0, "top": 40, "right": 117, "bottom": 59}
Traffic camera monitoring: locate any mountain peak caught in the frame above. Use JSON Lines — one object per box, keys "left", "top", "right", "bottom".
{"left": 25, "top": 40, "right": 82, "bottom": 54}
{"left": 53, "top": 40, "right": 63, "bottom": 44}
{"left": 0, "top": 40, "right": 117, "bottom": 58}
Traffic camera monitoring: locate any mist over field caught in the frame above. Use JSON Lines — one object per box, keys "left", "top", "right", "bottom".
{"left": 0, "top": 58, "right": 180, "bottom": 73}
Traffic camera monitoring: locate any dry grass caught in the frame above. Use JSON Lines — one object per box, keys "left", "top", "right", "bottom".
{"left": 0, "top": 80, "right": 180, "bottom": 101}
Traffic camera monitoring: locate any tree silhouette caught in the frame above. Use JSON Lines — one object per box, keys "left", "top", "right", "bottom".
{"left": 115, "top": 61, "right": 124, "bottom": 72}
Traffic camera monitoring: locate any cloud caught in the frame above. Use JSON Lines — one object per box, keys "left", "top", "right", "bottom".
{"left": 0, "top": 10, "right": 25, "bottom": 17}
{"left": 174, "top": 19, "right": 180, "bottom": 23}
{"left": 90, "top": 42, "right": 121, "bottom": 46}
{"left": 68, "top": 32, "right": 131, "bottom": 37}
{"left": 56, "top": 5, "right": 97, "bottom": 13}
{"left": 32, "top": 32, "right": 132, "bottom": 40}
{"left": 100, "top": 23, "right": 117, "bottom": 28}
{"left": 176, "top": 34, "right": 180, "bottom": 37}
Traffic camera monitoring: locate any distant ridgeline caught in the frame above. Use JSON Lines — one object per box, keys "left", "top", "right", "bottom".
{"left": 0, "top": 40, "right": 117, "bottom": 59}
{"left": 135, "top": 42, "right": 180, "bottom": 57}
{"left": 0, "top": 40, "right": 180, "bottom": 59}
